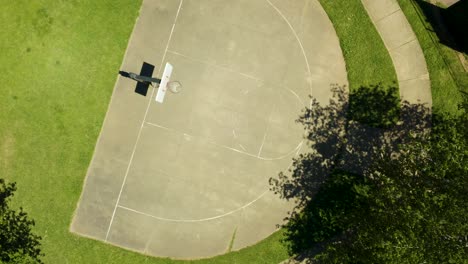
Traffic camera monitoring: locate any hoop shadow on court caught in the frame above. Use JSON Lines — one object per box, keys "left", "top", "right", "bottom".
{"left": 119, "top": 62, "right": 156, "bottom": 96}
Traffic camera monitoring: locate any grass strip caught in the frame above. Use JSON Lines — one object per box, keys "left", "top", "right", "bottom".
{"left": 318, "top": 0, "right": 399, "bottom": 91}
{"left": 396, "top": 0, "right": 466, "bottom": 114}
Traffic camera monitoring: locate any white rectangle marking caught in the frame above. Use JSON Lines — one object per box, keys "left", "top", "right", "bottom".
{"left": 155, "top": 62, "right": 173, "bottom": 103}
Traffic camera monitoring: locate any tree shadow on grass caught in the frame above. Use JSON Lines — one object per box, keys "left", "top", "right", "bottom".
{"left": 270, "top": 84, "right": 432, "bottom": 260}
{"left": 348, "top": 84, "right": 400, "bottom": 129}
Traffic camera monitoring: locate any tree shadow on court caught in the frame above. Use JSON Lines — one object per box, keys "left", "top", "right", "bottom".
{"left": 119, "top": 62, "right": 155, "bottom": 96}
{"left": 269, "top": 84, "right": 432, "bottom": 260}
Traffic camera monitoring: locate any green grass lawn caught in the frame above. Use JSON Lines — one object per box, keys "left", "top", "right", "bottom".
{"left": 396, "top": 0, "right": 466, "bottom": 114}
{"left": 0, "top": 1, "right": 291, "bottom": 263}
{"left": 318, "top": 0, "right": 398, "bottom": 92}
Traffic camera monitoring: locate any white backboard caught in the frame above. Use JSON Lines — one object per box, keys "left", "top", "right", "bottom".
{"left": 155, "top": 62, "right": 173, "bottom": 103}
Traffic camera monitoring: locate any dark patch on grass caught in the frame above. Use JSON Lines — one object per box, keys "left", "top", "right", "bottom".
{"left": 227, "top": 227, "right": 237, "bottom": 253}
{"left": 33, "top": 8, "right": 54, "bottom": 37}
{"left": 349, "top": 84, "right": 400, "bottom": 128}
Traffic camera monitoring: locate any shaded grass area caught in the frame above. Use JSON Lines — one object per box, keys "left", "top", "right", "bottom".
{"left": 348, "top": 85, "right": 400, "bottom": 128}
{"left": 396, "top": 0, "right": 466, "bottom": 114}
{"left": 0, "top": 1, "right": 288, "bottom": 263}
{"left": 318, "top": 0, "right": 400, "bottom": 128}
{"left": 440, "top": 1, "right": 468, "bottom": 53}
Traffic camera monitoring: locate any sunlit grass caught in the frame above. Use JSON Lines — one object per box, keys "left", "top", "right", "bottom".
{"left": 318, "top": 0, "right": 399, "bottom": 92}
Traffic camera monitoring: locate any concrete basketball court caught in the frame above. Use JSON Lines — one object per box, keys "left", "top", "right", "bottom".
{"left": 71, "top": 0, "right": 346, "bottom": 259}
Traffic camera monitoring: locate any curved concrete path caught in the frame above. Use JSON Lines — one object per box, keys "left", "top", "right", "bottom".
{"left": 361, "top": 0, "right": 432, "bottom": 107}
{"left": 71, "top": 0, "right": 346, "bottom": 259}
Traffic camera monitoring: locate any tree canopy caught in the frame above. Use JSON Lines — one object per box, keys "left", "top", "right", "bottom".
{"left": 0, "top": 179, "right": 43, "bottom": 263}
{"left": 271, "top": 85, "right": 468, "bottom": 263}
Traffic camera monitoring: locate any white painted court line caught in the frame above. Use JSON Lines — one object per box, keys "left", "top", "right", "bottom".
{"left": 257, "top": 85, "right": 306, "bottom": 158}
{"left": 286, "top": 141, "right": 305, "bottom": 172}
{"left": 166, "top": 1, "right": 311, "bottom": 161}
{"left": 265, "top": 0, "right": 315, "bottom": 158}
{"left": 105, "top": 0, "right": 185, "bottom": 242}
{"left": 265, "top": 0, "right": 313, "bottom": 111}
{"left": 170, "top": 48, "right": 307, "bottom": 108}
{"left": 257, "top": 133, "right": 268, "bottom": 157}
{"left": 238, "top": 144, "right": 246, "bottom": 151}
{"left": 117, "top": 190, "right": 269, "bottom": 223}
{"left": 257, "top": 108, "right": 273, "bottom": 157}
{"left": 265, "top": 0, "right": 312, "bottom": 91}
{"left": 167, "top": 49, "right": 263, "bottom": 82}
{"left": 145, "top": 121, "right": 303, "bottom": 161}
{"left": 145, "top": 121, "right": 174, "bottom": 131}
{"left": 286, "top": 86, "right": 307, "bottom": 107}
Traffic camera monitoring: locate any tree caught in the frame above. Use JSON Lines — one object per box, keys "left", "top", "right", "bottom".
{"left": 271, "top": 85, "right": 467, "bottom": 263}
{"left": 0, "top": 179, "right": 43, "bottom": 263}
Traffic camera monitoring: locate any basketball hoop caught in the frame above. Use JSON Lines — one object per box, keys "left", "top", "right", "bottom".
{"left": 168, "top": 81, "right": 181, "bottom": 93}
